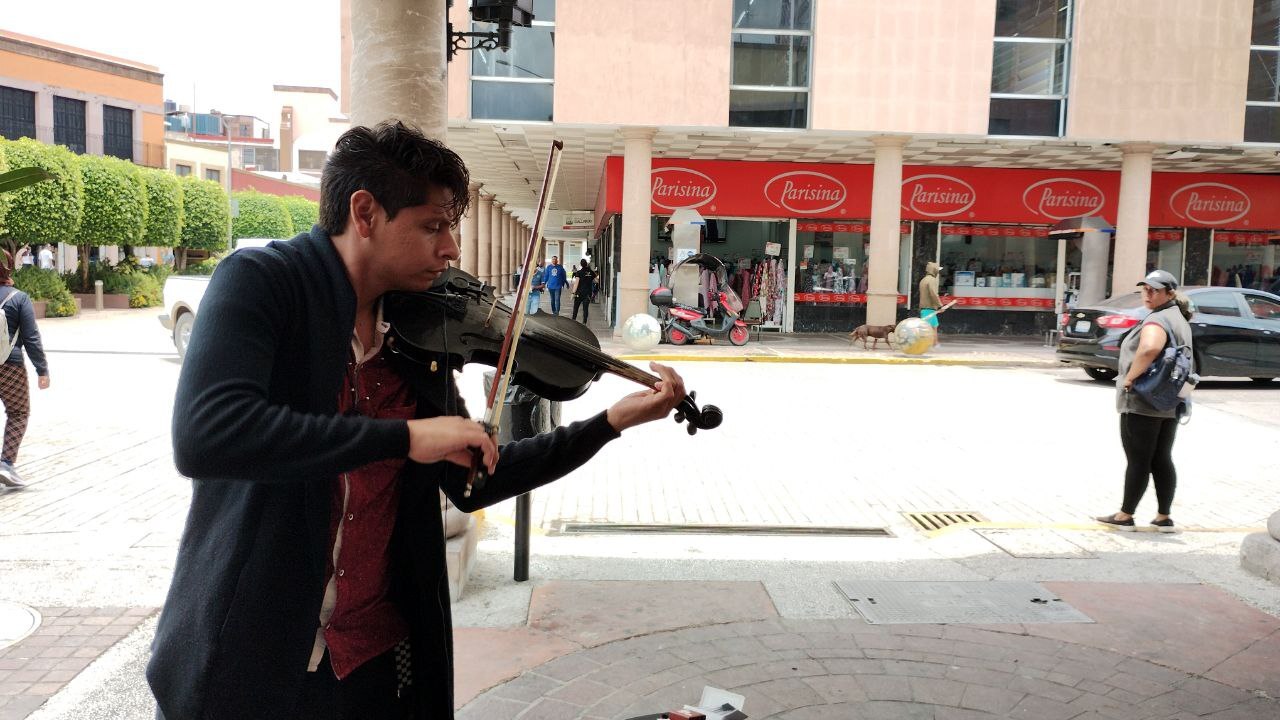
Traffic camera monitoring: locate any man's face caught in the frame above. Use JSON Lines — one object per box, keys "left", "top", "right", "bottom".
{"left": 370, "top": 186, "right": 459, "bottom": 292}
{"left": 552, "top": 256, "right": 559, "bottom": 266}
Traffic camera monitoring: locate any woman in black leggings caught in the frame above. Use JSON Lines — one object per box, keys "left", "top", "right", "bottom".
{"left": 1096, "top": 269, "right": 1193, "bottom": 533}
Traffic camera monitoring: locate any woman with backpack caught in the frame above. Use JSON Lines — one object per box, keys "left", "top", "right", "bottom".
{"left": 0, "top": 261, "right": 50, "bottom": 490}
{"left": 1095, "top": 269, "right": 1193, "bottom": 533}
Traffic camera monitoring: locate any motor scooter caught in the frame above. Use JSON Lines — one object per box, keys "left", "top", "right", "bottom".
{"left": 649, "top": 253, "right": 751, "bottom": 346}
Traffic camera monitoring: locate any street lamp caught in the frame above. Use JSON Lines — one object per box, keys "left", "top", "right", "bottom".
{"left": 446, "top": 0, "right": 535, "bottom": 60}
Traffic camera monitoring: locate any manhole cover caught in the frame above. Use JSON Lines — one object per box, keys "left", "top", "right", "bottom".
{"left": 0, "top": 601, "right": 41, "bottom": 650}
{"left": 834, "top": 581, "right": 1093, "bottom": 624}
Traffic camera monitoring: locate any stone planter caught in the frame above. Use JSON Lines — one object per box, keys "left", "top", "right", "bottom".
{"left": 29, "top": 299, "right": 80, "bottom": 318}
{"left": 72, "top": 292, "right": 131, "bottom": 310}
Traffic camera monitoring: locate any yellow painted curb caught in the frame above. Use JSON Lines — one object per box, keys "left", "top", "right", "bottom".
{"left": 485, "top": 511, "right": 550, "bottom": 537}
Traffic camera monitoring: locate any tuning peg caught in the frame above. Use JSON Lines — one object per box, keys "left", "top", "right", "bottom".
{"left": 674, "top": 411, "right": 685, "bottom": 423}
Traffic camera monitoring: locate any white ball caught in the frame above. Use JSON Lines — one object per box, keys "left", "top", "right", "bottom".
{"left": 622, "top": 313, "right": 662, "bottom": 351}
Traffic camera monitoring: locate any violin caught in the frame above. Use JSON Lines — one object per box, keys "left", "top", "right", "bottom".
{"left": 383, "top": 267, "right": 723, "bottom": 435}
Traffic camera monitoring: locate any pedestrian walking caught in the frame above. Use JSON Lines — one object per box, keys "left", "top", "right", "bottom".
{"left": 146, "top": 120, "right": 688, "bottom": 720}
{"left": 37, "top": 244, "right": 54, "bottom": 271}
{"left": 571, "top": 259, "right": 597, "bottom": 324}
{"left": 0, "top": 262, "right": 50, "bottom": 490}
{"left": 1095, "top": 269, "right": 1193, "bottom": 533}
{"left": 544, "top": 255, "right": 567, "bottom": 315}
{"left": 527, "top": 258, "right": 546, "bottom": 313}
{"left": 918, "top": 261, "right": 943, "bottom": 345}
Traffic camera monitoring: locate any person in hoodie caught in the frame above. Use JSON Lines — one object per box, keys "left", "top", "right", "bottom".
{"left": 918, "top": 261, "right": 944, "bottom": 346}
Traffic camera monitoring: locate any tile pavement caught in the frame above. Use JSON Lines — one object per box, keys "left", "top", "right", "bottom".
{"left": 0, "top": 608, "right": 156, "bottom": 720}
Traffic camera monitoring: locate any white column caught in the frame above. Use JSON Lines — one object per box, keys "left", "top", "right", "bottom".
{"left": 349, "top": 0, "right": 448, "bottom": 137}
{"left": 618, "top": 128, "right": 656, "bottom": 331}
{"left": 1079, "top": 232, "right": 1110, "bottom": 306}
{"left": 86, "top": 103, "right": 104, "bottom": 156}
{"left": 1112, "top": 143, "right": 1157, "bottom": 296}
{"left": 489, "top": 200, "right": 504, "bottom": 289}
{"left": 867, "top": 136, "right": 909, "bottom": 327}
{"left": 476, "top": 193, "right": 493, "bottom": 285}
{"left": 501, "top": 211, "right": 514, "bottom": 293}
{"left": 35, "top": 92, "right": 54, "bottom": 144}
{"left": 459, "top": 182, "right": 482, "bottom": 276}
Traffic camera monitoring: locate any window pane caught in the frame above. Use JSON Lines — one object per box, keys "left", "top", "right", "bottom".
{"left": 991, "top": 42, "right": 1064, "bottom": 95}
{"left": 733, "top": 34, "right": 809, "bottom": 87}
{"left": 1190, "top": 291, "right": 1241, "bottom": 317}
{"left": 102, "top": 105, "right": 134, "bottom": 161}
{"left": 733, "top": 0, "right": 811, "bottom": 30}
{"left": 729, "top": 89, "right": 806, "bottom": 128}
{"left": 54, "top": 96, "right": 86, "bottom": 154}
{"left": 532, "top": 0, "right": 554, "bottom": 22}
{"left": 995, "top": 0, "right": 1068, "bottom": 39}
{"left": 175, "top": 164, "right": 192, "bottom": 177}
{"left": 472, "top": 24, "right": 554, "bottom": 79}
{"left": 989, "top": 97, "right": 1061, "bottom": 136}
{"left": 0, "top": 86, "right": 37, "bottom": 140}
{"left": 1248, "top": 49, "right": 1280, "bottom": 101}
{"left": 1244, "top": 104, "right": 1280, "bottom": 142}
{"left": 1254, "top": 0, "right": 1280, "bottom": 46}
{"left": 1247, "top": 295, "right": 1280, "bottom": 320}
{"left": 472, "top": 81, "right": 554, "bottom": 122}
{"left": 205, "top": 168, "right": 220, "bottom": 182}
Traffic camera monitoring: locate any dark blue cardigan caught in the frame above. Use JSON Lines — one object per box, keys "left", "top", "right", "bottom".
{"left": 0, "top": 286, "right": 48, "bottom": 376}
{"left": 148, "top": 227, "right": 619, "bottom": 719}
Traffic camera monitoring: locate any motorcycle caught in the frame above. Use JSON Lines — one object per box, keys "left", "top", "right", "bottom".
{"left": 649, "top": 253, "right": 751, "bottom": 347}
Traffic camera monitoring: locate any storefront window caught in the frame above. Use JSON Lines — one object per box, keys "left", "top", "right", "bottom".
{"left": 1211, "top": 231, "right": 1280, "bottom": 292}
{"left": 791, "top": 221, "right": 910, "bottom": 331}
{"left": 939, "top": 225, "right": 1061, "bottom": 310}
{"left": 1147, "top": 229, "right": 1185, "bottom": 280}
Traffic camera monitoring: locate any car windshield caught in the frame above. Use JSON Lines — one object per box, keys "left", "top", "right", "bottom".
{"left": 1097, "top": 292, "right": 1145, "bottom": 309}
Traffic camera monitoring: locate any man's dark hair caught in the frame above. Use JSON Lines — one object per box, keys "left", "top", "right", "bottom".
{"left": 319, "top": 121, "right": 470, "bottom": 235}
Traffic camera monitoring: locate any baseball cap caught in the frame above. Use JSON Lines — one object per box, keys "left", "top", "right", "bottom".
{"left": 1137, "top": 269, "right": 1178, "bottom": 291}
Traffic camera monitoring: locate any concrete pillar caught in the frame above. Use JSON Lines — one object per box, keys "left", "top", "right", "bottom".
{"left": 618, "top": 128, "right": 657, "bottom": 331}
{"left": 867, "top": 136, "right": 909, "bottom": 327}
{"left": 348, "top": 0, "right": 448, "bottom": 137}
{"left": 501, "top": 211, "right": 513, "bottom": 293}
{"left": 1112, "top": 143, "right": 1158, "bottom": 295}
{"left": 34, "top": 92, "right": 53, "bottom": 144}
{"left": 489, "top": 200, "right": 504, "bottom": 289}
{"left": 476, "top": 193, "right": 493, "bottom": 285}
{"left": 1079, "top": 232, "right": 1111, "bottom": 305}
{"left": 459, "top": 183, "right": 482, "bottom": 276}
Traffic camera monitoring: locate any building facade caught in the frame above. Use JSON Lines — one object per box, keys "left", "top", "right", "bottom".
{"left": 349, "top": 0, "right": 1280, "bottom": 334}
{"left": 0, "top": 29, "right": 165, "bottom": 168}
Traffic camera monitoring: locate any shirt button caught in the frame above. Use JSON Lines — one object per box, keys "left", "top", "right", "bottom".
{"left": 346, "top": 513, "right": 355, "bottom": 521}
{"left": 337, "top": 568, "right": 345, "bottom": 577}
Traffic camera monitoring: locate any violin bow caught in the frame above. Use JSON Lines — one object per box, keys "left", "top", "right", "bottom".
{"left": 465, "top": 139, "right": 564, "bottom": 497}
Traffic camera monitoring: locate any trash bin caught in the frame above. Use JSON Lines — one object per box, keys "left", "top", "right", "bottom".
{"left": 482, "top": 371, "right": 560, "bottom": 581}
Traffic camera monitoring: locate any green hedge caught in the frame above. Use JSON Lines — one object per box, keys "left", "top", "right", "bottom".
{"left": 63, "top": 263, "right": 163, "bottom": 308}
{"left": 0, "top": 138, "right": 84, "bottom": 251}
{"left": 13, "top": 266, "right": 76, "bottom": 317}
{"left": 143, "top": 167, "right": 183, "bottom": 248}
{"left": 180, "top": 255, "right": 222, "bottom": 276}
{"left": 78, "top": 154, "right": 147, "bottom": 248}
{"left": 279, "top": 195, "right": 318, "bottom": 236}
{"left": 179, "top": 178, "right": 230, "bottom": 252}
{"left": 232, "top": 190, "right": 294, "bottom": 240}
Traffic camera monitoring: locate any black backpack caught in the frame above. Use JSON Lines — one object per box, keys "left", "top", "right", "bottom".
{"left": 1132, "top": 331, "right": 1193, "bottom": 412}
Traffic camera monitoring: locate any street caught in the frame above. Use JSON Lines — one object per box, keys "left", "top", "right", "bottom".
{"left": 2, "top": 309, "right": 1279, "bottom": 718}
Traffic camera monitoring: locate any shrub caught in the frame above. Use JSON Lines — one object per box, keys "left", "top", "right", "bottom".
{"left": 180, "top": 255, "right": 222, "bottom": 276}
{"left": 179, "top": 178, "right": 230, "bottom": 253}
{"left": 279, "top": 195, "right": 318, "bottom": 236}
{"left": 78, "top": 154, "right": 147, "bottom": 248}
{"left": 0, "top": 138, "right": 83, "bottom": 259}
{"left": 13, "top": 266, "right": 76, "bottom": 317}
{"left": 142, "top": 167, "right": 183, "bottom": 248}
{"left": 231, "top": 190, "right": 293, "bottom": 240}
{"left": 62, "top": 262, "right": 162, "bottom": 307}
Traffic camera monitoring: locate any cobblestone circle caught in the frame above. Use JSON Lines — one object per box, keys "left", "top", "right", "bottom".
{"left": 458, "top": 619, "right": 1278, "bottom": 720}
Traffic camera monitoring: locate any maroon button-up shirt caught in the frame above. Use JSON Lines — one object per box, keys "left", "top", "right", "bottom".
{"left": 317, "top": 345, "right": 415, "bottom": 679}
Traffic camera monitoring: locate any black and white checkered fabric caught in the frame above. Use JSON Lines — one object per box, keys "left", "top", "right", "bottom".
{"left": 394, "top": 638, "right": 412, "bottom": 697}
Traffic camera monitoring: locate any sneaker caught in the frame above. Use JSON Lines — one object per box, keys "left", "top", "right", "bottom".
{"left": 1150, "top": 518, "right": 1177, "bottom": 533}
{"left": 1095, "top": 513, "right": 1136, "bottom": 531}
{"left": 0, "top": 461, "right": 26, "bottom": 489}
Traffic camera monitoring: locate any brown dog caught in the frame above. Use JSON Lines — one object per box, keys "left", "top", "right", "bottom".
{"left": 848, "top": 323, "right": 896, "bottom": 349}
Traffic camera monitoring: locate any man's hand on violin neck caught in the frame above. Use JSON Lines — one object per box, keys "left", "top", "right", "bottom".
{"left": 606, "top": 362, "right": 687, "bottom": 432}
{"left": 407, "top": 416, "right": 498, "bottom": 473}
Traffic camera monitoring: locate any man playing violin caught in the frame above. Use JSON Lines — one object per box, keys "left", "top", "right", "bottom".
{"left": 148, "top": 120, "right": 688, "bottom": 720}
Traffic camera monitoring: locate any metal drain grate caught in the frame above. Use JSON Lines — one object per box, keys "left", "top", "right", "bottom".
{"left": 552, "top": 522, "right": 892, "bottom": 537}
{"left": 902, "top": 511, "right": 986, "bottom": 532}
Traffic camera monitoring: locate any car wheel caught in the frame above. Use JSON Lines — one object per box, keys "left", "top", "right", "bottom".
{"left": 1250, "top": 377, "right": 1275, "bottom": 384}
{"left": 174, "top": 312, "right": 195, "bottom": 361}
{"left": 1084, "top": 367, "right": 1117, "bottom": 382}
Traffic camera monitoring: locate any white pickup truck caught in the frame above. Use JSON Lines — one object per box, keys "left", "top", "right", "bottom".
{"left": 158, "top": 239, "right": 280, "bottom": 360}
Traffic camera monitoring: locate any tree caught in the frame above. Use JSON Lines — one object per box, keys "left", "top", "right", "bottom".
{"left": 231, "top": 190, "right": 294, "bottom": 241}
{"left": 279, "top": 195, "right": 319, "bottom": 236}
{"left": 142, "top": 167, "right": 183, "bottom": 252}
{"left": 76, "top": 154, "right": 147, "bottom": 285}
{"left": 178, "top": 177, "right": 230, "bottom": 269}
{"left": 0, "top": 138, "right": 84, "bottom": 272}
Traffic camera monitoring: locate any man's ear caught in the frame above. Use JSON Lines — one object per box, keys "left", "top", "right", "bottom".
{"left": 349, "top": 189, "right": 379, "bottom": 239}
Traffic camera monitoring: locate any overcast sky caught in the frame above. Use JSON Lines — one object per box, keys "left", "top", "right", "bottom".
{"left": 5, "top": 0, "right": 342, "bottom": 127}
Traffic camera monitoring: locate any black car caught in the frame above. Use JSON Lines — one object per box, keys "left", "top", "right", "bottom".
{"left": 1056, "top": 286, "right": 1280, "bottom": 382}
